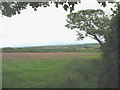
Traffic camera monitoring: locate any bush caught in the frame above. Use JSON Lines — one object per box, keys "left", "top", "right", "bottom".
{"left": 98, "top": 4, "right": 119, "bottom": 88}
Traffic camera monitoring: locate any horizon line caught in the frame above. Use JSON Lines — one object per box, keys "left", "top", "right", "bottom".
{"left": 0, "top": 42, "right": 99, "bottom": 48}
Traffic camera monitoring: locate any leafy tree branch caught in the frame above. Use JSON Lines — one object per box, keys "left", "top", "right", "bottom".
{"left": 65, "top": 9, "right": 111, "bottom": 46}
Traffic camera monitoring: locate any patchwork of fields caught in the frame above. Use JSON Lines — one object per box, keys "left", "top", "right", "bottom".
{"left": 2, "top": 52, "right": 102, "bottom": 88}
{"left": 1, "top": 44, "right": 100, "bottom": 53}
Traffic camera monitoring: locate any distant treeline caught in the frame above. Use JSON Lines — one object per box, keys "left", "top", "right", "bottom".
{"left": 1, "top": 44, "right": 100, "bottom": 53}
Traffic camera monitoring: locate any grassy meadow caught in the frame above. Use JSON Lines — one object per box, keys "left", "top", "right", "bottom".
{"left": 2, "top": 44, "right": 103, "bottom": 88}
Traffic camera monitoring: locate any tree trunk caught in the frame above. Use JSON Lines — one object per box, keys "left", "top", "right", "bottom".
{"left": 93, "top": 35, "right": 103, "bottom": 47}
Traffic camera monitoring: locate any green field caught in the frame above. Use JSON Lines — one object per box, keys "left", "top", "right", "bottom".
{"left": 1, "top": 43, "right": 100, "bottom": 53}
{"left": 2, "top": 44, "right": 103, "bottom": 88}
{"left": 2, "top": 52, "right": 102, "bottom": 88}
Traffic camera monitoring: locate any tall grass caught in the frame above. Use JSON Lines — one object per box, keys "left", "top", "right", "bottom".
{"left": 3, "top": 53, "right": 102, "bottom": 88}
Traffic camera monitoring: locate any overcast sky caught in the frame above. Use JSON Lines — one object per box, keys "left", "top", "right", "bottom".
{"left": 0, "top": 0, "right": 115, "bottom": 48}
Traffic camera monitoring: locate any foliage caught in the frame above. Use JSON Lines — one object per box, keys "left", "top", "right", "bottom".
{"left": 98, "top": 3, "right": 119, "bottom": 88}
{"left": 0, "top": 2, "right": 79, "bottom": 17}
{"left": 0, "top": 1, "right": 115, "bottom": 17}
{"left": 65, "top": 9, "right": 110, "bottom": 46}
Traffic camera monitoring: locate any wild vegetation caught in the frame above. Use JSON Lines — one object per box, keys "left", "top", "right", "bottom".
{"left": 3, "top": 52, "right": 101, "bottom": 88}
{"left": 1, "top": 1, "right": 119, "bottom": 88}
{"left": 97, "top": 3, "right": 119, "bottom": 88}
{"left": 2, "top": 43, "right": 102, "bottom": 88}
{"left": 65, "top": 7, "right": 119, "bottom": 88}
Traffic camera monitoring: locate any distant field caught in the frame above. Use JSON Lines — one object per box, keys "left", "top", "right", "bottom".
{"left": 1, "top": 43, "right": 100, "bottom": 53}
{"left": 2, "top": 52, "right": 102, "bottom": 88}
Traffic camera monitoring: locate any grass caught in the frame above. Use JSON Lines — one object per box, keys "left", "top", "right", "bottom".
{"left": 2, "top": 52, "right": 102, "bottom": 88}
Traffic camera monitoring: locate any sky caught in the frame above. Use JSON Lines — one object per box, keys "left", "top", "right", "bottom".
{"left": 0, "top": 0, "right": 115, "bottom": 48}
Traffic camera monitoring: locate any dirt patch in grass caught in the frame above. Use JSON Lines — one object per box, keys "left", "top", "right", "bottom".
{"left": 2, "top": 53, "right": 98, "bottom": 61}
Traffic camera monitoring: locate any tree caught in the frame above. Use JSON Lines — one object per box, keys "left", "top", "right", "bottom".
{"left": 0, "top": 1, "right": 113, "bottom": 17}
{"left": 98, "top": 3, "right": 119, "bottom": 88}
{"left": 65, "top": 9, "right": 110, "bottom": 46}
{"left": 0, "top": 2, "right": 79, "bottom": 17}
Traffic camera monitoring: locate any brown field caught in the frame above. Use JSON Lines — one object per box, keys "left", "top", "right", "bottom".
{"left": 2, "top": 52, "right": 98, "bottom": 61}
